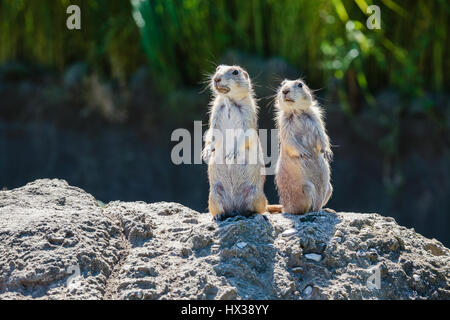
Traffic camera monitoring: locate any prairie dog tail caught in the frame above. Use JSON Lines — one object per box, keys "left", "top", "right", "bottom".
{"left": 266, "top": 204, "right": 283, "bottom": 214}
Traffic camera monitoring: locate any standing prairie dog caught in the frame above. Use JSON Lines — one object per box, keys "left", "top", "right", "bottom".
{"left": 203, "top": 65, "right": 267, "bottom": 220}
{"left": 274, "top": 79, "right": 333, "bottom": 214}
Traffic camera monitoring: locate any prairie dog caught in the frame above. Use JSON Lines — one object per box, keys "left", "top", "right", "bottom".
{"left": 203, "top": 65, "right": 267, "bottom": 220}
{"left": 274, "top": 79, "right": 333, "bottom": 214}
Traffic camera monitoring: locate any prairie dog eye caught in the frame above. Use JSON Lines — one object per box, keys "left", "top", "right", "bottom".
{"left": 297, "top": 82, "right": 303, "bottom": 88}
{"left": 232, "top": 70, "right": 239, "bottom": 75}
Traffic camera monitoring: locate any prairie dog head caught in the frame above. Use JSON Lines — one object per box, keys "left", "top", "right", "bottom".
{"left": 211, "top": 65, "right": 252, "bottom": 99}
{"left": 277, "top": 79, "right": 313, "bottom": 112}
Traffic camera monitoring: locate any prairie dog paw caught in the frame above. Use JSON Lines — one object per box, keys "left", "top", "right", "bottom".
{"left": 202, "top": 148, "right": 212, "bottom": 161}
{"left": 299, "top": 149, "right": 312, "bottom": 160}
{"left": 322, "top": 149, "right": 333, "bottom": 161}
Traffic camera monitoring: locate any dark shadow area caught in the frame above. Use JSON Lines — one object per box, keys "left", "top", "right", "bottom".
{"left": 213, "top": 214, "right": 276, "bottom": 299}
{"left": 210, "top": 211, "right": 341, "bottom": 299}
{"left": 282, "top": 210, "right": 341, "bottom": 299}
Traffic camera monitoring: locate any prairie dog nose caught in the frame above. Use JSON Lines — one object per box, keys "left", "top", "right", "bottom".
{"left": 282, "top": 89, "right": 290, "bottom": 95}
{"left": 214, "top": 77, "right": 221, "bottom": 83}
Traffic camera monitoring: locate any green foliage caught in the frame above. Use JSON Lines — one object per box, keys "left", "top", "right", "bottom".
{"left": 0, "top": 0, "right": 448, "bottom": 103}
{"left": 0, "top": 0, "right": 144, "bottom": 82}
{"left": 130, "top": 0, "right": 449, "bottom": 98}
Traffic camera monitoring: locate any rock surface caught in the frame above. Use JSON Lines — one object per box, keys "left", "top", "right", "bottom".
{"left": 0, "top": 179, "right": 449, "bottom": 300}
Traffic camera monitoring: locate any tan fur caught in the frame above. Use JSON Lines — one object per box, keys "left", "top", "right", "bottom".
{"left": 203, "top": 65, "right": 267, "bottom": 219}
{"left": 266, "top": 204, "right": 283, "bottom": 213}
{"left": 274, "top": 79, "right": 333, "bottom": 214}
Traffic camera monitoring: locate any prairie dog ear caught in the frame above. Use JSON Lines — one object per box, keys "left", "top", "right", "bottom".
{"left": 216, "top": 65, "right": 222, "bottom": 71}
{"left": 242, "top": 70, "right": 249, "bottom": 80}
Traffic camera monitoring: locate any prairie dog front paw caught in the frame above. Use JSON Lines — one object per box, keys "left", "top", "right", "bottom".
{"left": 321, "top": 149, "right": 333, "bottom": 161}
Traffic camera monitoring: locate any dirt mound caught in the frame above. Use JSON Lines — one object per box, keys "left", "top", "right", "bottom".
{"left": 0, "top": 179, "right": 448, "bottom": 299}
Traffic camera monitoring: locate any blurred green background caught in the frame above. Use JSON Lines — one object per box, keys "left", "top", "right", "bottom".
{"left": 0, "top": 0, "right": 449, "bottom": 245}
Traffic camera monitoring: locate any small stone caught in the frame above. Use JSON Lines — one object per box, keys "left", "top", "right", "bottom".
{"left": 128, "top": 290, "right": 143, "bottom": 300}
{"left": 181, "top": 247, "right": 191, "bottom": 258}
{"left": 191, "top": 234, "right": 212, "bottom": 250}
{"left": 413, "top": 274, "right": 421, "bottom": 282}
{"left": 304, "top": 286, "right": 313, "bottom": 296}
{"left": 47, "top": 235, "right": 64, "bottom": 245}
{"left": 218, "top": 287, "right": 238, "bottom": 300}
{"left": 424, "top": 243, "right": 445, "bottom": 256}
{"left": 304, "top": 253, "right": 322, "bottom": 262}
{"left": 282, "top": 228, "right": 297, "bottom": 237}
{"left": 368, "top": 248, "right": 379, "bottom": 261}
{"left": 211, "top": 244, "right": 220, "bottom": 252}
{"left": 357, "top": 249, "right": 366, "bottom": 257}
{"left": 183, "top": 218, "right": 198, "bottom": 224}
{"left": 359, "top": 243, "right": 368, "bottom": 251}
{"left": 157, "top": 208, "right": 172, "bottom": 215}
{"left": 236, "top": 242, "right": 247, "bottom": 249}
{"left": 292, "top": 267, "right": 303, "bottom": 274}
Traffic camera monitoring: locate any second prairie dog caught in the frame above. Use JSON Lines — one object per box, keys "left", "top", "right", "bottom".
{"left": 275, "top": 79, "right": 333, "bottom": 214}
{"left": 203, "top": 65, "right": 267, "bottom": 220}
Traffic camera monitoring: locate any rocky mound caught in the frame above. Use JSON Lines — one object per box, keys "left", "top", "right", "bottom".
{"left": 0, "top": 179, "right": 448, "bottom": 299}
